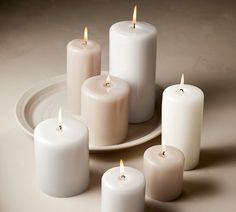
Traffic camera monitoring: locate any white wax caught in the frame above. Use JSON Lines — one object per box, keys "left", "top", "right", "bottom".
{"left": 34, "top": 116, "right": 89, "bottom": 197}
{"left": 67, "top": 39, "right": 101, "bottom": 115}
{"left": 109, "top": 21, "right": 157, "bottom": 123}
{"left": 162, "top": 84, "right": 204, "bottom": 170}
{"left": 101, "top": 166, "right": 145, "bottom": 212}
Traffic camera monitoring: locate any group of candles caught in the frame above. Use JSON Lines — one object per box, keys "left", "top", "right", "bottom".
{"left": 33, "top": 5, "right": 204, "bottom": 212}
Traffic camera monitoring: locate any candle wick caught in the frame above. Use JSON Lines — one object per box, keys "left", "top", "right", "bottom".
{"left": 162, "top": 150, "right": 166, "bottom": 156}
{"left": 133, "top": 23, "right": 136, "bottom": 29}
{"left": 180, "top": 88, "right": 184, "bottom": 93}
{"left": 83, "top": 40, "right": 87, "bottom": 45}
{"left": 105, "top": 81, "right": 111, "bottom": 87}
{"left": 58, "top": 125, "right": 63, "bottom": 131}
{"left": 120, "top": 174, "right": 126, "bottom": 180}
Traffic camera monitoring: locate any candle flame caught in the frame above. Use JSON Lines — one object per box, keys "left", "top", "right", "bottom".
{"left": 162, "top": 143, "right": 166, "bottom": 156}
{"left": 132, "top": 5, "right": 137, "bottom": 28}
{"left": 120, "top": 159, "right": 125, "bottom": 179}
{"left": 179, "top": 73, "right": 185, "bottom": 93}
{"left": 58, "top": 106, "right": 63, "bottom": 131}
{"left": 84, "top": 26, "right": 88, "bottom": 45}
{"left": 180, "top": 73, "right": 184, "bottom": 85}
{"left": 106, "top": 75, "right": 111, "bottom": 86}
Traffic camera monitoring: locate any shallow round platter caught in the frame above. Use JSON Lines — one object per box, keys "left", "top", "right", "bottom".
{"left": 15, "top": 73, "right": 162, "bottom": 152}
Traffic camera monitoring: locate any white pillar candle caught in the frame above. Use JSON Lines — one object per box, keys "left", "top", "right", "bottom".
{"left": 81, "top": 75, "right": 130, "bottom": 146}
{"left": 109, "top": 6, "right": 157, "bottom": 123}
{"left": 144, "top": 145, "right": 184, "bottom": 201}
{"left": 162, "top": 74, "right": 204, "bottom": 170}
{"left": 101, "top": 160, "right": 145, "bottom": 212}
{"left": 34, "top": 108, "right": 89, "bottom": 197}
{"left": 67, "top": 27, "right": 101, "bottom": 115}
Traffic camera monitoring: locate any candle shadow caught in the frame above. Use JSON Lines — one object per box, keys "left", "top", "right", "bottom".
{"left": 87, "top": 167, "right": 103, "bottom": 192}
{"left": 179, "top": 178, "right": 220, "bottom": 201}
{"left": 197, "top": 144, "right": 236, "bottom": 169}
{"left": 145, "top": 197, "right": 180, "bottom": 212}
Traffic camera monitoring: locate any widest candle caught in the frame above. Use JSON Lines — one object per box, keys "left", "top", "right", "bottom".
{"left": 34, "top": 109, "right": 89, "bottom": 197}
{"left": 109, "top": 6, "right": 157, "bottom": 123}
{"left": 67, "top": 27, "right": 101, "bottom": 115}
{"left": 81, "top": 75, "right": 130, "bottom": 146}
{"left": 162, "top": 74, "right": 204, "bottom": 170}
{"left": 101, "top": 160, "right": 145, "bottom": 212}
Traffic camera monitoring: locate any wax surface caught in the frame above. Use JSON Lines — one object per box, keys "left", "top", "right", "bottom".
{"left": 144, "top": 145, "right": 184, "bottom": 201}
{"left": 67, "top": 39, "right": 101, "bottom": 115}
{"left": 109, "top": 21, "right": 157, "bottom": 123}
{"left": 34, "top": 116, "right": 89, "bottom": 197}
{"left": 101, "top": 166, "right": 145, "bottom": 212}
{"left": 162, "top": 84, "right": 204, "bottom": 170}
{"left": 81, "top": 75, "right": 129, "bottom": 146}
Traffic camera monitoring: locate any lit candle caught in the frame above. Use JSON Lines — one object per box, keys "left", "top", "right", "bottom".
{"left": 81, "top": 75, "right": 130, "bottom": 146}
{"left": 144, "top": 144, "right": 184, "bottom": 201}
{"left": 109, "top": 5, "right": 157, "bottom": 123}
{"left": 67, "top": 26, "right": 101, "bottom": 115}
{"left": 34, "top": 107, "right": 89, "bottom": 197}
{"left": 101, "top": 160, "right": 145, "bottom": 212}
{"left": 162, "top": 74, "right": 204, "bottom": 170}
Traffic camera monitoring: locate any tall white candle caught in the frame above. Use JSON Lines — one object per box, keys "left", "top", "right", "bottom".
{"left": 109, "top": 6, "right": 157, "bottom": 123}
{"left": 101, "top": 160, "right": 145, "bottom": 212}
{"left": 67, "top": 27, "right": 101, "bottom": 115}
{"left": 34, "top": 108, "right": 89, "bottom": 197}
{"left": 162, "top": 74, "right": 204, "bottom": 170}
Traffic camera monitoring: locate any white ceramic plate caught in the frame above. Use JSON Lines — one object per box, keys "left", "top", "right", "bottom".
{"left": 15, "top": 73, "right": 162, "bottom": 152}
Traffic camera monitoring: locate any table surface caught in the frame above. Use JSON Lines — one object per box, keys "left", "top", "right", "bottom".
{"left": 1, "top": 0, "right": 236, "bottom": 211}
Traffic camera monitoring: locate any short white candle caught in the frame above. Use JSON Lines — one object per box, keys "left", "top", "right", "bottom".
{"left": 162, "top": 74, "right": 204, "bottom": 170}
{"left": 109, "top": 5, "right": 157, "bottom": 123}
{"left": 34, "top": 108, "right": 89, "bottom": 197}
{"left": 67, "top": 27, "right": 101, "bottom": 115}
{"left": 101, "top": 160, "right": 145, "bottom": 212}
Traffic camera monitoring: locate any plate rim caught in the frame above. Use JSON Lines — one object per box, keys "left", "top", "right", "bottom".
{"left": 15, "top": 74, "right": 161, "bottom": 152}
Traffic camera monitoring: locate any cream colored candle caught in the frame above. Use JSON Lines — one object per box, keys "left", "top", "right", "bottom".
{"left": 81, "top": 75, "right": 130, "bottom": 146}
{"left": 67, "top": 27, "right": 101, "bottom": 115}
{"left": 144, "top": 145, "right": 184, "bottom": 201}
{"left": 162, "top": 74, "right": 204, "bottom": 170}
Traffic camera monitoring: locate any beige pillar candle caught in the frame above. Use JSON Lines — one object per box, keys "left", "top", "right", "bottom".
{"left": 67, "top": 27, "right": 101, "bottom": 115}
{"left": 81, "top": 75, "right": 130, "bottom": 146}
{"left": 143, "top": 145, "right": 184, "bottom": 201}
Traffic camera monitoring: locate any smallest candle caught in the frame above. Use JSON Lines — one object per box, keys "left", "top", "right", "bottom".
{"left": 144, "top": 145, "right": 184, "bottom": 201}
{"left": 101, "top": 160, "right": 145, "bottom": 212}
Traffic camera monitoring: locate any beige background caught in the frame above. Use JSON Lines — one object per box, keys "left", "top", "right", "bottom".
{"left": 0, "top": 0, "right": 236, "bottom": 211}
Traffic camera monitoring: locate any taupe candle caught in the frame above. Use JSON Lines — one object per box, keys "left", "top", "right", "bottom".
{"left": 143, "top": 145, "right": 184, "bottom": 201}
{"left": 81, "top": 75, "right": 130, "bottom": 146}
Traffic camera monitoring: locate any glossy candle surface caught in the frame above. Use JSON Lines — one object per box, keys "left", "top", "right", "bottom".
{"left": 101, "top": 166, "right": 145, "bottom": 212}
{"left": 81, "top": 75, "right": 130, "bottom": 146}
{"left": 162, "top": 83, "right": 204, "bottom": 170}
{"left": 34, "top": 116, "right": 89, "bottom": 197}
{"left": 109, "top": 21, "right": 157, "bottom": 123}
{"left": 144, "top": 145, "right": 184, "bottom": 201}
{"left": 67, "top": 38, "right": 101, "bottom": 115}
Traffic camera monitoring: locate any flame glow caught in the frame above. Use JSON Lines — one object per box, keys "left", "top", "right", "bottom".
{"left": 132, "top": 5, "right": 137, "bottom": 28}
{"left": 84, "top": 26, "right": 88, "bottom": 44}
{"left": 58, "top": 106, "right": 63, "bottom": 130}
{"left": 180, "top": 73, "right": 184, "bottom": 85}
{"left": 120, "top": 159, "right": 125, "bottom": 179}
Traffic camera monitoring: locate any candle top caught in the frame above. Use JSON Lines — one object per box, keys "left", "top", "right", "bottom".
{"left": 82, "top": 75, "right": 130, "bottom": 101}
{"left": 102, "top": 166, "right": 145, "bottom": 191}
{"left": 144, "top": 145, "right": 185, "bottom": 168}
{"left": 67, "top": 39, "right": 101, "bottom": 53}
{"left": 110, "top": 21, "right": 156, "bottom": 37}
{"left": 163, "top": 84, "right": 204, "bottom": 102}
{"left": 34, "top": 116, "right": 88, "bottom": 145}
